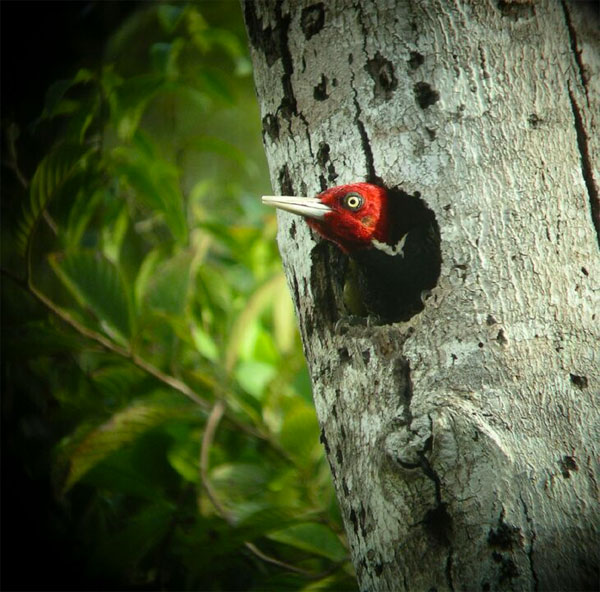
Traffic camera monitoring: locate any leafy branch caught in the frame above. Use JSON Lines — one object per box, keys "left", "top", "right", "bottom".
{"left": 1, "top": 3, "right": 354, "bottom": 588}
{"left": 199, "top": 400, "right": 343, "bottom": 578}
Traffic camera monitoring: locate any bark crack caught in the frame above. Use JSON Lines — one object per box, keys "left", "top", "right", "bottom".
{"left": 417, "top": 416, "right": 455, "bottom": 591}
{"left": 446, "top": 551, "right": 455, "bottom": 592}
{"left": 274, "top": 0, "right": 296, "bottom": 123}
{"left": 268, "top": 0, "right": 313, "bottom": 159}
{"left": 519, "top": 494, "right": 539, "bottom": 592}
{"left": 418, "top": 417, "right": 442, "bottom": 502}
{"left": 560, "top": 0, "right": 589, "bottom": 102}
{"left": 348, "top": 2, "right": 379, "bottom": 184}
{"left": 352, "top": 92, "right": 377, "bottom": 183}
{"left": 567, "top": 86, "right": 600, "bottom": 248}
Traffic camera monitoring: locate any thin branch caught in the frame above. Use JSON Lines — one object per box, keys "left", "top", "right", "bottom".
{"left": 198, "top": 400, "right": 320, "bottom": 577}
{"left": 243, "top": 541, "right": 321, "bottom": 575}
{"left": 29, "top": 279, "right": 210, "bottom": 408}
{"left": 2, "top": 266, "right": 210, "bottom": 410}
{"left": 43, "top": 211, "right": 59, "bottom": 235}
{"left": 199, "top": 400, "right": 231, "bottom": 522}
{"left": 4, "top": 122, "right": 29, "bottom": 190}
{"left": 2, "top": 278, "right": 346, "bottom": 581}
{"left": 2, "top": 267, "right": 282, "bottom": 443}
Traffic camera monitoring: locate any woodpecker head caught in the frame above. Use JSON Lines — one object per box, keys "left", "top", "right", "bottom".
{"left": 262, "top": 183, "right": 390, "bottom": 254}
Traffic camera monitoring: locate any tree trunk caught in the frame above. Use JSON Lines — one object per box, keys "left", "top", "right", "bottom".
{"left": 243, "top": 1, "right": 600, "bottom": 590}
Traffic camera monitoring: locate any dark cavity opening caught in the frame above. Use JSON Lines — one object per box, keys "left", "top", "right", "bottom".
{"left": 350, "top": 186, "right": 442, "bottom": 324}
{"left": 414, "top": 81, "right": 440, "bottom": 109}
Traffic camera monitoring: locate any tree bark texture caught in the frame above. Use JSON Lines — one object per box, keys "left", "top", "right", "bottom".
{"left": 244, "top": 1, "right": 599, "bottom": 590}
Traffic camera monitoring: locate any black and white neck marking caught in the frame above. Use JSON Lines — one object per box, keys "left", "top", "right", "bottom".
{"left": 371, "top": 233, "right": 407, "bottom": 257}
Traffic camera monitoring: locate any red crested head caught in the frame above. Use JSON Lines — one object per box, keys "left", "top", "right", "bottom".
{"left": 306, "top": 183, "right": 389, "bottom": 253}
{"left": 262, "top": 183, "right": 390, "bottom": 254}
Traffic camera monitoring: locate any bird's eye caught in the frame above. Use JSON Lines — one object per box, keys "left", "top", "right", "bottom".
{"left": 342, "top": 192, "right": 364, "bottom": 211}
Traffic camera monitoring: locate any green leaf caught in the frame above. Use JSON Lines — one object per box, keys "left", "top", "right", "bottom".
{"left": 64, "top": 186, "right": 104, "bottom": 248}
{"left": 268, "top": 522, "right": 348, "bottom": 562}
{"left": 157, "top": 3, "right": 185, "bottom": 32}
{"left": 112, "top": 140, "right": 188, "bottom": 243}
{"left": 17, "top": 143, "right": 92, "bottom": 256}
{"left": 186, "top": 136, "right": 248, "bottom": 168}
{"left": 186, "top": 6, "right": 209, "bottom": 51}
{"left": 39, "top": 68, "right": 95, "bottom": 120}
{"left": 91, "top": 364, "right": 146, "bottom": 399}
{"left": 134, "top": 247, "right": 163, "bottom": 309}
{"left": 225, "top": 273, "right": 285, "bottom": 373}
{"left": 167, "top": 431, "right": 201, "bottom": 482}
{"left": 108, "top": 73, "right": 164, "bottom": 140}
{"left": 58, "top": 395, "right": 192, "bottom": 492}
{"left": 101, "top": 202, "right": 129, "bottom": 263}
{"left": 196, "top": 68, "right": 234, "bottom": 104}
{"left": 145, "top": 251, "right": 192, "bottom": 315}
{"left": 191, "top": 323, "right": 219, "bottom": 362}
{"left": 210, "top": 462, "right": 270, "bottom": 497}
{"left": 49, "top": 250, "right": 133, "bottom": 342}
{"left": 235, "top": 506, "right": 300, "bottom": 540}
{"left": 235, "top": 360, "right": 276, "bottom": 399}
{"left": 202, "top": 28, "right": 244, "bottom": 60}
{"left": 279, "top": 404, "right": 321, "bottom": 466}
{"left": 273, "top": 283, "right": 296, "bottom": 353}
{"left": 151, "top": 39, "right": 184, "bottom": 79}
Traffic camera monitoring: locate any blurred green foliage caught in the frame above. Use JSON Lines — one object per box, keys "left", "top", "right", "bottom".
{"left": 1, "top": 3, "right": 356, "bottom": 590}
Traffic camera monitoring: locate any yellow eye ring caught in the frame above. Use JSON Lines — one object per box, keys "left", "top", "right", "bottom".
{"left": 342, "top": 192, "right": 364, "bottom": 211}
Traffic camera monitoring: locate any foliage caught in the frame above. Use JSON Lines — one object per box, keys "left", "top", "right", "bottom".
{"left": 1, "top": 3, "right": 356, "bottom": 590}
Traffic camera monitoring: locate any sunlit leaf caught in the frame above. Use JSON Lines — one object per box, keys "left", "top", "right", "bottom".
{"left": 251, "top": 325, "right": 279, "bottom": 363}
{"left": 134, "top": 247, "right": 163, "bottom": 309}
{"left": 203, "top": 28, "right": 244, "bottom": 59}
{"left": 210, "top": 462, "right": 269, "bottom": 496}
{"left": 167, "top": 431, "right": 201, "bottom": 483}
{"left": 186, "top": 6, "right": 209, "bottom": 51}
{"left": 191, "top": 323, "right": 219, "bottom": 362}
{"left": 225, "top": 273, "right": 286, "bottom": 373}
{"left": 268, "top": 522, "right": 348, "bottom": 562}
{"left": 279, "top": 404, "right": 321, "bottom": 466}
{"left": 17, "top": 143, "right": 93, "bottom": 256}
{"left": 273, "top": 282, "right": 296, "bottom": 353}
{"left": 234, "top": 56, "right": 253, "bottom": 77}
{"left": 299, "top": 573, "right": 356, "bottom": 592}
{"left": 195, "top": 262, "right": 234, "bottom": 318}
{"left": 235, "top": 360, "right": 276, "bottom": 399}
{"left": 49, "top": 250, "right": 133, "bottom": 342}
{"left": 102, "top": 202, "right": 129, "bottom": 263}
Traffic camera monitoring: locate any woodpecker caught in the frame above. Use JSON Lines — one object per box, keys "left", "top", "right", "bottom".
{"left": 262, "top": 183, "right": 440, "bottom": 323}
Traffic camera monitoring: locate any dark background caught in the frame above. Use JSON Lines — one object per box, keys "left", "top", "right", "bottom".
{"left": 2, "top": 5, "right": 140, "bottom": 588}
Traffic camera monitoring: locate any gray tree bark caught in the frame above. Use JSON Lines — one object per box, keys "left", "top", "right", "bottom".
{"left": 243, "top": 1, "right": 600, "bottom": 590}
